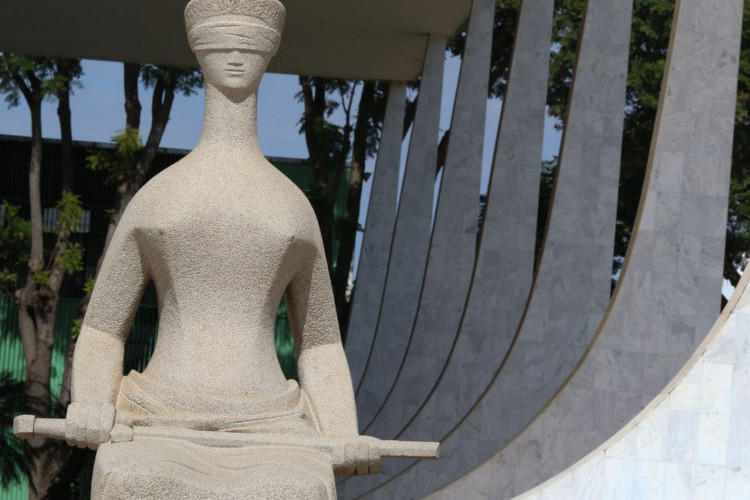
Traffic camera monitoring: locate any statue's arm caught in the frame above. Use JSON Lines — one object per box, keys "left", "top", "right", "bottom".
{"left": 67, "top": 209, "right": 149, "bottom": 447}
{"left": 285, "top": 236, "right": 359, "bottom": 438}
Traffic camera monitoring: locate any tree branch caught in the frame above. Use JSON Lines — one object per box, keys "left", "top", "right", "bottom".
{"left": 123, "top": 63, "right": 142, "bottom": 131}
{"left": 139, "top": 77, "right": 175, "bottom": 183}
{"left": 9, "top": 72, "right": 32, "bottom": 103}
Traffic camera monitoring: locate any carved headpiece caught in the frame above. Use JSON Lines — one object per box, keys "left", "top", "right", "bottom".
{"left": 185, "top": 0, "right": 286, "bottom": 55}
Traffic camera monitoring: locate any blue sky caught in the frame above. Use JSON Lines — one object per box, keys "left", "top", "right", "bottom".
{"left": 0, "top": 55, "right": 564, "bottom": 278}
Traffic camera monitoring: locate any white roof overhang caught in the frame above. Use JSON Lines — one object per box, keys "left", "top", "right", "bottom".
{"left": 0, "top": 0, "right": 471, "bottom": 81}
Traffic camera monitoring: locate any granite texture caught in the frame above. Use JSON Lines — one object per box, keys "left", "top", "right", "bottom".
{"left": 356, "top": 0, "right": 551, "bottom": 463}
{"left": 427, "top": 0, "right": 742, "bottom": 497}
{"left": 350, "top": 0, "right": 633, "bottom": 496}
{"left": 345, "top": 82, "right": 406, "bottom": 387}
{"left": 348, "top": 35, "right": 445, "bottom": 394}
{"left": 354, "top": 0, "right": 493, "bottom": 432}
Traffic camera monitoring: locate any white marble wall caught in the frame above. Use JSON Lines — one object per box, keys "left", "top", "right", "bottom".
{"left": 510, "top": 268, "right": 750, "bottom": 500}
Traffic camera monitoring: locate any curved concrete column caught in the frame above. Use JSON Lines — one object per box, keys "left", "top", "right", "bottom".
{"left": 352, "top": 0, "right": 633, "bottom": 497}
{"left": 426, "top": 0, "right": 742, "bottom": 497}
{"left": 355, "top": 0, "right": 494, "bottom": 431}
{"left": 512, "top": 263, "right": 750, "bottom": 498}
{"left": 362, "top": 0, "right": 552, "bottom": 451}
{"left": 346, "top": 37, "right": 445, "bottom": 392}
{"left": 345, "top": 82, "right": 406, "bottom": 385}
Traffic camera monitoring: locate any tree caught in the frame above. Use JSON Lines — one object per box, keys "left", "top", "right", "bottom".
{"left": 55, "top": 58, "right": 82, "bottom": 194}
{"left": 297, "top": 76, "right": 352, "bottom": 267}
{"left": 296, "top": 76, "right": 387, "bottom": 334}
{"left": 0, "top": 53, "right": 84, "bottom": 499}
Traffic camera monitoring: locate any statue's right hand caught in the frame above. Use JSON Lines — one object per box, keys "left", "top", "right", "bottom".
{"left": 65, "top": 402, "right": 116, "bottom": 450}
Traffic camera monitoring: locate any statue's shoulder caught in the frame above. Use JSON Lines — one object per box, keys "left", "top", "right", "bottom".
{"left": 260, "top": 160, "right": 317, "bottom": 218}
{"left": 129, "top": 155, "right": 194, "bottom": 203}
{"left": 117, "top": 159, "right": 187, "bottom": 227}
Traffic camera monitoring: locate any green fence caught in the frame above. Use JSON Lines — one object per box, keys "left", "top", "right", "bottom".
{"left": 0, "top": 295, "right": 297, "bottom": 499}
{"left": 0, "top": 296, "right": 78, "bottom": 500}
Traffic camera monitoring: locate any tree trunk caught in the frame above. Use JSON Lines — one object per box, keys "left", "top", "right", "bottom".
{"left": 124, "top": 63, "right": 142, "bottom": 131}
{"left": 56, "top": 63, "right": 80, "bottom": 409}
{"left": 20, "top": 97, "right": 48, "bottom": 402}
{"left": 138, "top": 74, "right": 175, "bottom": 184}
{"left": 28, "top": 444, "right": 64, "bottom": 500}
{"left": 57, "top": 64, "right": 75, "bottom": 194}
{"left": 57, "top": 97, "right": 74, "bottom": 191}
{"left": 27, "top": 98, "right": 44, "bottom": 272}
{"left": 15, "top": 89, "right": 67, "bottom": 500}
{"left": 299, "top": 76, "right": 335, "bottom": 271}
{"left": 333, "top": 81, "right": 377, "bottom": 332}
{"left": 25, "top": 301, "right": 60, "bottom": 500}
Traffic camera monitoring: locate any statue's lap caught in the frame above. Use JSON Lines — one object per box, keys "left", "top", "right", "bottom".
{"left": 92, "top": 439, "right": 335, "bottom": 500}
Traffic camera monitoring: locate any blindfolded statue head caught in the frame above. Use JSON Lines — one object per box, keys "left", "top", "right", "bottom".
{"left": 185, "top": 0, "right": 286, "bottom": 95}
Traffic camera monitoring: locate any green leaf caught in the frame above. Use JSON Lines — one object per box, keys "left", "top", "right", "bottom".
{"left": 112, "top": 126, "right": 143, "bottom": 155}
{"left": 70, "top": 318, "right": 83, "bottom": 341}
{"left": 0, "top": 202, "right": 30, "bottom": 272}
{"left": 0, "top": 53, "right": 59, "bottom": 107}
{"left": 85, "top": 150, "right": 113, "bottom": 172}
{"left": 56, "top": 243, "right": 84, "bottom": 275}
{"left": 31, "top": 269, "right": 51, "bottom": 285}
{"left": 0, "top": 269, "right": 17, "bottom": 284}
{"left": 55, "top": 191, "right": 84, "bottom": 234}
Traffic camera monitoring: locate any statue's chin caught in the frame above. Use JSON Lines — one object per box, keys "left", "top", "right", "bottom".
{"left": 211, "top": 82, "right": 258, "bottom": 102}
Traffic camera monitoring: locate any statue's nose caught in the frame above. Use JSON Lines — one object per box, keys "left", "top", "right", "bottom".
{"left": 228, "top": 51, "right": 244, "bottom": 66}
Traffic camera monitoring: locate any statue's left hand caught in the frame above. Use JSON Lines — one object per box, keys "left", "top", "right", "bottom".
{"left": 330, "top": 435, "right": 381, "bottom": 476}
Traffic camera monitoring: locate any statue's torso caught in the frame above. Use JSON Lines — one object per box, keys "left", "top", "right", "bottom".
{"left": 122, "top": 153, "right": 318, "bottom": 415}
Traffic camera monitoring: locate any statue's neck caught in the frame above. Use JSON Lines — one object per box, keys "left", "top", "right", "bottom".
{"left": 196, "top": 83, "right": 263, "bottom": 158}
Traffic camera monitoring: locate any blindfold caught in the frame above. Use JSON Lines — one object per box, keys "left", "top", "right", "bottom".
{"left": 188, "top": 18, "right": 281, "bottom": 55}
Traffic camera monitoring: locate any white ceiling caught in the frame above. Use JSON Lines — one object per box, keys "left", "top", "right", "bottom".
{"left": 0, "top": 0, "right": 471, "bottom": 80}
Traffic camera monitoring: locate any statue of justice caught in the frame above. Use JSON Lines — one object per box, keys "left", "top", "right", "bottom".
{"left": 13, "top": 0, "right": 438, "bottom": 498}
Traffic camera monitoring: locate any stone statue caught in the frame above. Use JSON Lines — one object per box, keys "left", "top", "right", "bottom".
{"left": 13, "top": 0, "right": 437, "bottom": 498}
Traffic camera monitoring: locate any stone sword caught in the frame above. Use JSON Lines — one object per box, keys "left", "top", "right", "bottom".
{"left": 14, "top": 415, "right": 439, "bottom": 476}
